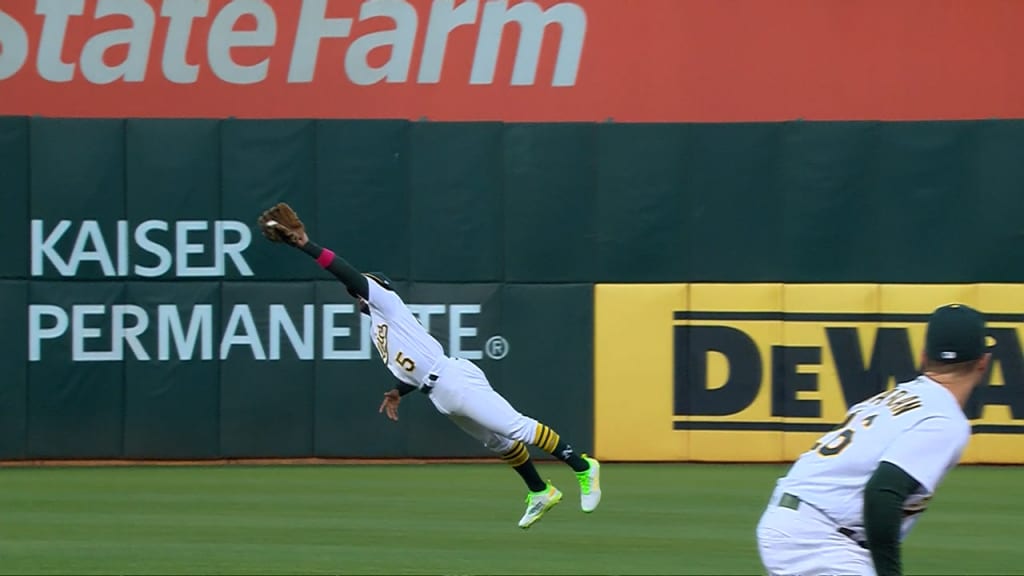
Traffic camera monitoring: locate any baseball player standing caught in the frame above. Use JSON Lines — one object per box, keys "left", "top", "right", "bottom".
{"left": 257, "top": 203, "right": 601, "bottom": 529}
{"left": 756, "top": 303, "right": 990, "bottom": 575}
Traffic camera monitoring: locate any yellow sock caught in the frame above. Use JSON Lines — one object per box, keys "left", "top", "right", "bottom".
{"left": 501, "top": 441, "right": 531, "bottom": 467}
{"left": 533, "top": 423, "right": 561, "bottom": 453}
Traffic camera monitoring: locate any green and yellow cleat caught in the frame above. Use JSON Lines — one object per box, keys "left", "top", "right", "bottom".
{"left": 576, "top": 454, "right": 602, "bottom": 513}
{"left": 518, "top": 482, "right": 563, "bottom": 529}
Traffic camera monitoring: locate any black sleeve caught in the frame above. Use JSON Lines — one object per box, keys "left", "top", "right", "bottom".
{"left": 299, "top": 241, "right": 369, "bottom": 300}
{"left": 863, "top": 461, "right": 922, "bottom": 576}
{"left": 394, "top": 383, "right": 417, "bottom": 397}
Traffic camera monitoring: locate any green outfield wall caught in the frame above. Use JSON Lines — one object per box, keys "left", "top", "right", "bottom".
{"left": 2, "top": 117, "right": 1023, "bottom": 460}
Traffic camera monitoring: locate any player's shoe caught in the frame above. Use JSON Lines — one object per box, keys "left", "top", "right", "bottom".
{"left": 518, "top": 482, "right": 563, "bottom": 529}
{"left": 576, "top": 454, "right": 602, "bottom": 513}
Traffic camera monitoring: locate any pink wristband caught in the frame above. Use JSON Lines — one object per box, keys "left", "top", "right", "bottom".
{"left": 316, "top": 249, "right": 335, "bottom": 268}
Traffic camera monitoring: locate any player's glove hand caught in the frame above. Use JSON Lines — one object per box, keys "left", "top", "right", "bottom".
{"left": 379, "top": 389, "right": 401, "bottom": 422}
{"left": 257, "top": 202, "right": 308, "bottom": 247}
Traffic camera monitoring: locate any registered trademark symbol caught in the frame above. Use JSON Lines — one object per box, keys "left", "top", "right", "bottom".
{"left": 485, "top": 336, "right": 509, "bottom": 360}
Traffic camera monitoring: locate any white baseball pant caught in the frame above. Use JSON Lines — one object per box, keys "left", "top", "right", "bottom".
{"left": 756, "top": 487, "right": 876, "bottom": 576}
{"left": 424, "top": 357, "right": 539, "bottom": 454}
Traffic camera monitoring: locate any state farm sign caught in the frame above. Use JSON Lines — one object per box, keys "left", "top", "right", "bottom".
{"left": 2, "top": 0, "right": 1024, "bottom": 122}
{"left": 0, "top": 0, "right": 585, "bottom": 86}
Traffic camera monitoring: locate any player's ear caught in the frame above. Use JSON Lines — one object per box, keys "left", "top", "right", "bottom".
{"left": 977, "top": 353, "right": 992, "bottom": 375}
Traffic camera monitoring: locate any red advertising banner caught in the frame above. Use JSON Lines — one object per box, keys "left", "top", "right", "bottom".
{"left": 1, "top": 0, "right": 1022, "bottom": 122}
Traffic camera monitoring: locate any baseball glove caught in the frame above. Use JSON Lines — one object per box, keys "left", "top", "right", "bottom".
{"left": 257, "top": 202, "right": 307, "bottom": 247}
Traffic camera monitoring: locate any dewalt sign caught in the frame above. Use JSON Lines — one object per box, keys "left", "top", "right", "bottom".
{"left": 595, "top": 284, "right": 1024, "bottom": 463}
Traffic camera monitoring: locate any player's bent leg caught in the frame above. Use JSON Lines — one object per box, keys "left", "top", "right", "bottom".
{"left": 448, "top": 359, "right": 599, "bottom": 512}
{"left": 531, "top": 423, "right": 602, "bottom": 513}
{"left": 500, "top": 440, "right": 563, "bottom": 529}
{"left": 448, "top": 359, "right": 594, "bottom": 471}
{"left": 498, "top": 441, "right": 547, "bottom": 493}
{"left": 447, "top": 415, "right": 563, "bottom": 529}
{"left": 474, "top": 410, "right": 601, "bottom": 513}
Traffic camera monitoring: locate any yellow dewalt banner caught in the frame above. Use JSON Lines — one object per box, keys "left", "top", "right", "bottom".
{"left": 594, "top": 283, "right": 1024, "bottom": 463}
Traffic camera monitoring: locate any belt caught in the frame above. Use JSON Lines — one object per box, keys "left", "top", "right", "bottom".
{"left": 838, "top": 527, "right": 869, "bottom": 550}
{"left": 419, "top": 374, "right": 439, "bottom": 395}
{"left": 777, "top": 493, "right": 869, "bottom": 550}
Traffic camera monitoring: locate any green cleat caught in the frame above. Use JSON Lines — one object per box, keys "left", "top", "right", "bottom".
{"left": 576, "top": 454, "right": 602, "bottom": 513}
{"left": 518, "top": 482, "right": 563, "bottom": 529}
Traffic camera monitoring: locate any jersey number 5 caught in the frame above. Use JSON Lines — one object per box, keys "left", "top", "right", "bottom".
{"left": 395, "top": 352, "right": 415, "bottom": 372}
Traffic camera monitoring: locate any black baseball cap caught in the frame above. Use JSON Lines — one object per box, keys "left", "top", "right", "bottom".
{"left": 924, "top": 303, "right": 992, "bottom": 363}
{"left": 364, "top": 272, "right": 394, "bottom": 291}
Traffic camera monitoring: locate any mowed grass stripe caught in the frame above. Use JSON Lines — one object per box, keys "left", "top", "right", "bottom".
{"left": 0, "top": 464, "right": 1022, "bottom": 574}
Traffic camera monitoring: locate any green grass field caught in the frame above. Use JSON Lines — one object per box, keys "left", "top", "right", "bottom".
{"left": 1, "top": 462, "right": 1021, "bottom": 575}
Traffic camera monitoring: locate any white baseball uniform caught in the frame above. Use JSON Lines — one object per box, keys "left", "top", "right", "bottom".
{"left": 757, "top": 376, "right": 971, "bottom": 576}
{"left": 365, "top": 280, "right": 540, "bottom": 453}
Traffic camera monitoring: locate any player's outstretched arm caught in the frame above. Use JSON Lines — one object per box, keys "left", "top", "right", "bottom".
{"left": 257, "top": 203, "right": 370, "bottom": 300}
{"left": 298, "top": 240, "right": 370, "bottom": 300}
{"left": 863, "top": 461, "right": 921, "bottom": 576}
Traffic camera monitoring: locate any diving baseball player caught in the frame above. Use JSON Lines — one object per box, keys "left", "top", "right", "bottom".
{"left": 257, "top": 203, "right": 601, "bottom": 529}
{"left": 756, "top": 303, "right": 990, "bottom": 576}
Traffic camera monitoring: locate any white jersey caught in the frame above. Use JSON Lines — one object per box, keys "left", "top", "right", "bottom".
{"left": 366, "top": 280, "right": 447, "bottom": 388}
{"left": 777, "top": 376, "right": 971, "bottom": 540}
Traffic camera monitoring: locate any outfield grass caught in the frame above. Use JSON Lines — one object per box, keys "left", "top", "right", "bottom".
{"left": 0, "top": 462, "right": 1021, "bottom": 575}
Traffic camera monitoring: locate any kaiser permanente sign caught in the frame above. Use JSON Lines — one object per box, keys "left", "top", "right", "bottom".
{"left": 26, "top": 218, "right": 500, "bottom": 364}
{"left": 2, "top": 0, "right": 1024, "bottom": 122}
{"left": 595, "top": 284, "right": 1024, "bottom": 465}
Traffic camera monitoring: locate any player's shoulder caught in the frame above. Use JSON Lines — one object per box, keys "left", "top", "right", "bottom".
{"left": 367, "top": 276, "right": 404, "bottom": 305}
{"left": 921, "top": 412, "right": 972, "bottom": 449}
{"left": 956, "top": 415, "right": 972, "bottom": 442}
{"left": 911, "top": 391, "right": 971, "bottom": 443}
